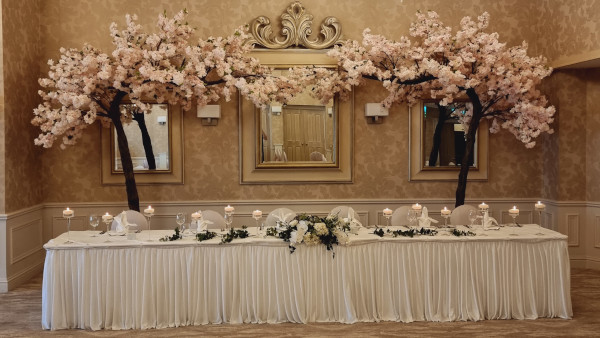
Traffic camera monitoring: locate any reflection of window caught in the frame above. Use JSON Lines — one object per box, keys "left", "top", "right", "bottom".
{"left": 422, "top": 101, "right": 477, "bottom": 169}
{"left": 113, "top": 104, "right": 170, "bottom": 172}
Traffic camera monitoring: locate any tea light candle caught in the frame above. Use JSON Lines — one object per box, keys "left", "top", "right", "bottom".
{"left": 535, "top": 201, "right": 546, "bottom": 210}
{"left": 252, "top": 210, "right": 263, "bottom": 218}
{"left": 441, "top": 207, "right": 451, "bottom": 216}
{"left": 224, "top": 205, "right": 235, "bottom": 213}
{"left": 509, "top": 206, "right": 520, "bottom": 215}
{"left": 62, "top": 207, "right": 74, "bottom": 217}
{"left": 102, "top": 212, "right": 113, "bottom": 222}
{"left": 478, "top": 202, "right": 489, "bottom": 210}
{"left": 411, "top": 203, "right": 422, "bottom": 211}
{"left": 144, "top": 205, "right": 155, "bottom": 215}
{"left": 191, "top": 211, "right": 202, "bottom": 220}
{"left": 383, "top": 208, "right": 393, "bottom": 216}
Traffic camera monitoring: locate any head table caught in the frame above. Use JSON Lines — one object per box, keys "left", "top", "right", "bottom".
{"left": 42, "top": 225, "right": 572, "bottom": 330}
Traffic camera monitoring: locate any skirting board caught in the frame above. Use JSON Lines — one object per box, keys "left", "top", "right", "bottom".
{"left": 0, "top": 261, "right": 44, "bottom": 293}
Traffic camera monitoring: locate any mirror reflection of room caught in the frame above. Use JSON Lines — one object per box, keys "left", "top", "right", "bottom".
{"left": 422, "top": 101, "right": 477, "bottom": 169}
{"left": 259, "top": 90, "right": 335, "bottom": 164}
{"left": 113, "top": 103, "right": 170, "bottom": 171}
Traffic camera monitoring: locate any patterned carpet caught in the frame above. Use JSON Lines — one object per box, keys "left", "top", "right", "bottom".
{"left": 1, "top": 269, "right": 598, "bottom": 337}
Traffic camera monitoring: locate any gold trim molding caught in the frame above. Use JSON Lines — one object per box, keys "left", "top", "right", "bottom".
{"left": 247, "top": 1, "right": 342, "bottom": 49}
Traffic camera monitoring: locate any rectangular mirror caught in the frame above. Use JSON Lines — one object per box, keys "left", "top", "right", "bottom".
{"left": 101, "top": 103, "right": 184, "bottom": 185}
{"left": 409, "top": 100, "right": 488, "bottom": 181}
{"left": 421, "top": 101, "right": 478, "bottom": 169}
{"left": 112, "top": 103, "right": 171, "bottom": 172}
{"left": 240, "top": 50, "right": 353, "bottom": 183}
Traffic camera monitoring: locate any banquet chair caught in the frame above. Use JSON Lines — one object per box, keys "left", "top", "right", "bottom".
{"left": 200, "top": 210, "right": 226, "bottom": 230}
{"left": 266, "top": 208, "right": 296, "bottom": 228}
{"left": 111, "top": 210, "right": 148, "bottom": 231}
{"left": 450, "top": 205, "right": 478, "bottom": 226}
{"left": 391, "top": 206, "right": 412, "bottom": 226}
{"left": 310, "top": 151, "right": 327, "bottom": 162}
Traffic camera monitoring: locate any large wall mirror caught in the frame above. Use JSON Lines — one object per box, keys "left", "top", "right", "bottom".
{"left": 240, "top": 2, "right": 353, "bottom": 183}
{"left": 240, "top": 51, "right": 353, "bottom": 183}
{"left": 409, "top": 100, "right": 488, "bottom": 181}
{"left": 101, "top": 103, "right": 184, "bottom": 185}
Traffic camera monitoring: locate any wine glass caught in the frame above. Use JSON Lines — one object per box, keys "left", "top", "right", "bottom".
{"left": 89, "top": 215, "right": 100, "bottom": 237}
{"left": 407, "top": 210, "right": 417, "bottom": 229}
{"left": 468, "top": 210, "right": 478, "bottom": 228}
{"left": 176, "top": 213, "right": 186, "bottom": 235}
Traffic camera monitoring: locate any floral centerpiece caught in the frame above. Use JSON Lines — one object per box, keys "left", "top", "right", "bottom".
{"left": 266, "top": 214, "right": 357, "bottom": 256}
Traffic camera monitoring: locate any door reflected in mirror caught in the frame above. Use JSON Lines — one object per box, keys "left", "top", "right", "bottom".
{"left": 421, "top": 101, "right": 478, "bottom": 170}
{"left": 259, "top": 97, "right": 336, "bottom": 165}
{"left": 112, "top": 103, "right": 171, "bottom": 172}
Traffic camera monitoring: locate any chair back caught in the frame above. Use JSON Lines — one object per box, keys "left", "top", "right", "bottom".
{"left": 329, "top": 206, "right": 357, "bottom": 221}
{"left": 266, "top": 208, "right": 296, "bottom": 228}
{"left": 111, "top": 210, "right": 148, "bottom": 231}
{"left": 391, "top": 206, "right": 412, "bottom": 226}
{"left": 201, "top": 210, "right": 226, "bottom": 230}
{"left": 450, "top": 205, "right": 478, "bottom": 225}
{"left": 310, "top": 151, "right": 327, "bottom": 161}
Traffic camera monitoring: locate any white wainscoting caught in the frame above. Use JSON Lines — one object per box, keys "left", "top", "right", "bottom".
{"left": 0, "top": 204, "right": 44, "bottom": 293}
{"left": 3, "top": 198, "right": 600, "bottom": 292}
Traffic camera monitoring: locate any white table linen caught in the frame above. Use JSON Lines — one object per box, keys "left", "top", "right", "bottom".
{"left": 42, "top": 225, "right": 572, "bottom": 330}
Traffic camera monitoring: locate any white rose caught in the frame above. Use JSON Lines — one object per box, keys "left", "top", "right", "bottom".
{"left": 290, "top": 231, "right": 298, "bottom": 244}
{"left": 290, "top": 220, "right": 298, "bottom": 227}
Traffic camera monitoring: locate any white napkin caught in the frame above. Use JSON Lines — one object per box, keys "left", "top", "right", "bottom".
{"left": 483, "top": 211, "right": 498, "bottom": 228}
{"left": 417, "top": 207, "right": 439, "bottom": 228}
{"left": 113, "top": 212, "right": 127, "bottom": 232}
{"left": 197, "top": 219, "right": 213, "bottom": 232}
{"left": 343, "top": 208, "right": 363, "bottom": 234}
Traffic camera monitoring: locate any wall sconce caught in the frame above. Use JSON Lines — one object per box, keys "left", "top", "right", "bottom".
{"left": 365, "top": 103, "right": 389, "bottom": 124}
{"left": 270, "top": 105, "right": 282, "bottom": 116}
{"left": 156, "top": 115, "right": 167, "bottom": 125}
{"left": 198, "top": 104, "right": 220, "bottom": 126}
{"left": 327, "top": 107, "right": 333, "bottom": 117}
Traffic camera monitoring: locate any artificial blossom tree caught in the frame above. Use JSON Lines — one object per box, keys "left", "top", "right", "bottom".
{"left": 32, "top": 10, "right": 301, "bottom": 211}
{"left": 304, "top": 11, "right": 555, "bottom": 206}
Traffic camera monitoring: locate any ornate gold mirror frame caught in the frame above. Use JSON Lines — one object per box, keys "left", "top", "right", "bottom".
{"left": 240, "top": 1, "right": 353, "bottom": 184}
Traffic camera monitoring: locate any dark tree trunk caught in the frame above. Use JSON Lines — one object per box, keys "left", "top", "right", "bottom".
{"left": 455, "top": 88, "right": 483, "bottom": 207}
{"left": 109, "top": 91, "right": 140, "bottom": 211}
{"left": 132, "top": 113, "right": 156, "bottom": 170}
{"left": 427, "top": 104, "right": 449, "bottom": 167}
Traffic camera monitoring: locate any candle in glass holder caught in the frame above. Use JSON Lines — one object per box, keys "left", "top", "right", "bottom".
{"left": 411, "top": 203, "right": 422, "bottom": 211}
{"left": 252, "top": 210, "right": 263, "bottom": 218}
{"left": 535, "top": 201, "right": 546, "bottom": 211}
{"left": 441, "top": 207, "right": 451, "bottom": 216}
{"left": 224, "top": 205, "right": 235, "bottom": 213}
{"left": 63, "top": 207, "right": 74, "bottom": 217}
{"left": 478, "top": 202, "right": 489, "bottom": 210}
{"left": 191, "top": 211, "right": 202, "bottom": 220}
{"left": 509, "top": 206, "right": 519, "bottom": 215}
{"left": 383, "top": 208, "right": 393, "bottom": 216}
{"left": 102, "top": 212, "right": 113, "bottom": 222}
{"left": 144, "top": 205, "right": 155, "bottom": 215}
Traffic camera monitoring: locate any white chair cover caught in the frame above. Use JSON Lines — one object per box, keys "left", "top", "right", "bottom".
{"left": 111, "top": 210, "right": 148, "bottom": 232}
{"left": 391, "top": 206, "right": 412, "bottom": 226}
{"left": 329, "top": 206, "right": 356, "bottom": 220}
{"left": 310, "top": 151, "right": 327, "bottom": 161}
{"left": 266, "top": 208, "right": 296, "bottom": 228}
{"left": 201, "top": 210, "right": 226, "bottom": 230}
{"left": 450, "top": 205, "right": 478, "bottom": 225}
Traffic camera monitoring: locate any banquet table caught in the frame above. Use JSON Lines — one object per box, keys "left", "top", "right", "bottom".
{"left": 42, "top": 225, "right": 572, "bottom": 330}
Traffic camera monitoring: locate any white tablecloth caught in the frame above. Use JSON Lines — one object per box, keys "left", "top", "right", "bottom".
{"left": 42, "top": 225, "right": 572, "bottom": 330}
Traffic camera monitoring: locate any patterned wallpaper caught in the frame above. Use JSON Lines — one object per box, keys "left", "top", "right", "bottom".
{"left": 585, "top": 69, "right": 600, "bottom": 202}
{"left": 2, "top": 0, "right": 43, "bottom": 213}
{"left": 3, "top": 0, "right": 595, "bottom": 207}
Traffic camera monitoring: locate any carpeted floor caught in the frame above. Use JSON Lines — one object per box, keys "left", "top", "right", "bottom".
{"left": 1, "top": 269, "right": 598, "bottom": 337}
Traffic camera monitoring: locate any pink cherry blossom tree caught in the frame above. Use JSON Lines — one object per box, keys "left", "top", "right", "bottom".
{"left": 32, "top": 10, "right": 301, "bottom": 211}
{"left": 304, "top": 11, "right": 555, "bottom": 206}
